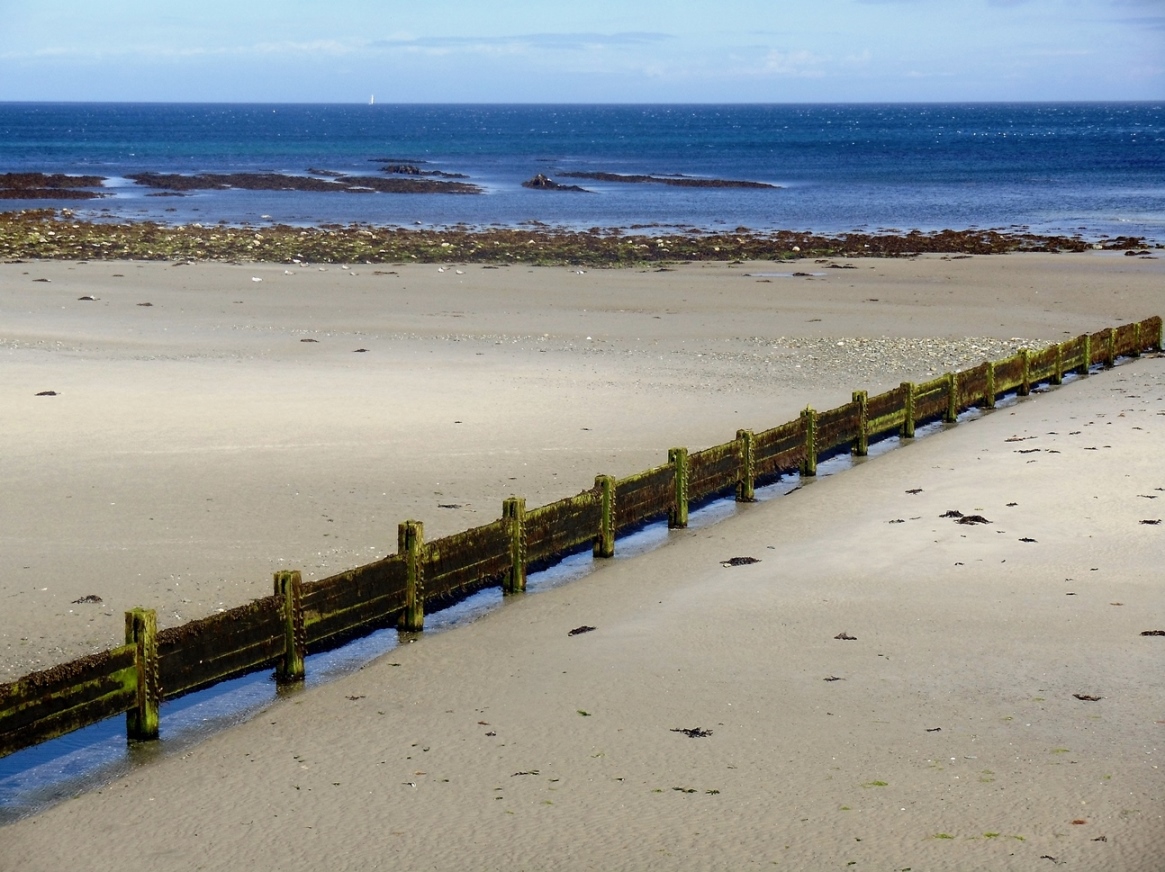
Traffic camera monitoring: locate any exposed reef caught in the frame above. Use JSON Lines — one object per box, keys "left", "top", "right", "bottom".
{"left": 521, "top": 174, "right": 591, "bottom": 192}
{"left": 560, "top": 172, "right": 778, "bottom": 189}
{"left": 0, "top": 173, "right": 107, "bottom": 200}
{"left": 0, "top": 209, "right": 1152, "bottom": 266}
{"left": 379, "top": 164, "right": 469, "bottom": 179}
{"left": 126, "top": 172, "right": 481, "bottom": 195}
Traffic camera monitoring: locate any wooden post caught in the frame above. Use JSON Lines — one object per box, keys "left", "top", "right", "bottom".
{"left": 1018, "top": 349, "right": 1031, "bottom": 396}
{"left": 1106, "top": 327, "right": 1117, "bottom": 368}
{"left": 944, "top": 373, "right": 958, "bottom": 423}
{"left": 1131, "top": 322, "right": 1141, "bottom": 358}
{"left": 594, "top": 475, "right": 615, "bottom": 558}
{"left": 668, "top": 447, "right": 688, "bottom": 529}
{"left": 800, "top": 407, "right": 817, "bottom": 477}
{"left": 1079, "top": 334, "right": 1091, "bottom": 376}
{"left": 984, "top": 363, "right": 996, "bottom": 409}
{"left": 1052, "top": 343, "right": 1064, "bottom": 385}
{"left": 398, "top": 520, "right": 425, "bottom": 631}
{"left": 901, "top": 383, "right": 916, "bottom": 439}
{"left": 274, "top": 570, "right": 305, "bottom": 684}
{"left": 735, "top": 429, "right": 756, "bottom": 502}
{"left": 502, "top": 497, "right": 526, "bottom": 593}
{"left": 852, "top": 390, "right": 869, "bottom": 457}
{"left": 125, "top": 608, "right": 160, "bottom": 741}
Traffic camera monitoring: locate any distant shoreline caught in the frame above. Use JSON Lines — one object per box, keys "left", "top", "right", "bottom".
{"left": 1, "top": 209, "right": 1156, "bottom": 265}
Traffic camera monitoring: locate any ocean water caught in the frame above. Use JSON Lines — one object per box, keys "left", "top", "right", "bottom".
{"left": 0, "top": 102, "right": 1162, "bottom": 241}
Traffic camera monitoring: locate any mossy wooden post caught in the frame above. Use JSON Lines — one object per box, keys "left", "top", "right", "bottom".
{"left": 1131, "top": 322, "right": 1142, "bottom": 358}
{"left": 944, "top": 373, "right": 958, "bottom": 423}
{"left": 984, "top": 363, "right": 996, "bottom": 409}
{"left": 594, "top": 475, "right": 615, "bottom": 558}
{"left": 1105, "top": 327, "right": 1117, "bottom": 368}
{"left": 274, "top": 570, "right": 305, "bottom": 684}
{"left": 502, "top": 497, "right": 526, "bottom": 593}
{"left": 398, "top": 520, "right": 425, "bottom": 631}
{"left": 1052, "top": 343, "right": 1064, "bottom": 385}
{"left": 668, "top": 447, "right": 688, "bottom": 528}
{"left": 1079, "top": 334, "right": 1091, "bottom": 376}
{"left": 735, "top": 429, "right": 756, "bottom": 502}
{"left": 900, "top": 383, "right": 916, "bottom": 439}
{"left": 125, "top": 608, "right": 160, "bottom": 741}
{"left": 800, "top": 407, "right": 817, "bottom": 476}
{"left": 852, "top": 390, "right": 869, "bottom": 457}
{"left": 1018, "top": 349, "right": 1031, "bottom": 396}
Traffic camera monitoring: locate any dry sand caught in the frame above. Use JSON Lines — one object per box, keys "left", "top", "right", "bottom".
{"left": 0, "top": 252, "right": 1163, "bottom": 869}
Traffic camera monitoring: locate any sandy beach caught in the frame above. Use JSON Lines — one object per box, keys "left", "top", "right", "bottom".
{"left": 1, "top": 251, "right": 1163, "bottom": 869}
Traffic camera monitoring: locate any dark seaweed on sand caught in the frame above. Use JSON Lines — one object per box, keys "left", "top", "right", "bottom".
{"left": 2, "top": 209, "right": 1152, "bottom": 266}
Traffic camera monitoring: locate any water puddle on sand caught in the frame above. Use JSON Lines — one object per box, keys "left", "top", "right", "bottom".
{"left": 0, "top": 375, "right": 1081, "bottom": 823}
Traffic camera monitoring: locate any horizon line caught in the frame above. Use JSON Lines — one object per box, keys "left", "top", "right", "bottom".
{"left": 1, "top": 98, "right": 1161, "bottom": 107}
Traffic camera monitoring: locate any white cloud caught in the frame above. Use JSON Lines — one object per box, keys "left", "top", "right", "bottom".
{"left": 760, "top": 49, "right": 828, "bottom": 77}
{"left": 370, "top": 32, "right": 673, "bottom": 53}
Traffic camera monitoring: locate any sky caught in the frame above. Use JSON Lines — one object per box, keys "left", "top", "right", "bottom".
{"left": 0, "top": 0, "right": 1162, "bottom": 103}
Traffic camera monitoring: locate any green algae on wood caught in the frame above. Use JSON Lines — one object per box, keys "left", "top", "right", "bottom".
{"left": 398, "top": 521, "right": 426, "bottom": 632}
{"left": 274, "top": 570, "right": 306, "bottom": 684}
{"left": 800, "top": 408, "right": 817, "bottom": 476}
{"left": 502, "top": 497, "right": 527, "bottom": 594}
{"left": 594, "top": 475, "right": 616, "bottom": 558}
{"left": 126, "top": 608, "right": 160, "bottom": 741}
{"left": 852, "top": 391, "right": 869, "bottom": 457}
{"left": 668, "top": 448, "right": 689, "bottom": 528}
{"left": 736, "top": 429, "right": 756, "bottom": 502}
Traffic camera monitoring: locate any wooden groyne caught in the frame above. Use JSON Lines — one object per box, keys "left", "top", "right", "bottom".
{"left": 1, "top": 316, "right": 1160, "bottom": 757}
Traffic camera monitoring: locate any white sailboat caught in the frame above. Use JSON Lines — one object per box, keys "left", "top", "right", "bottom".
{"left": 369, "top": 94, "right": 375, "bottom": 106}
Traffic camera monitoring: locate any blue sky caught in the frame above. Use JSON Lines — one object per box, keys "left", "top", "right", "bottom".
{"left": 1, "top": 0, "right": 1161, "bottom": 102}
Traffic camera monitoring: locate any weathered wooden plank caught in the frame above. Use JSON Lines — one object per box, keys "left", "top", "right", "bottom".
{"left": 866, "top": 385, "right": 908, "bottom": 436}
{"left": 755, "top": 418, "right": 805, "bottom": 478}
{"left": 157, "top": 596, "right": 282, "bottom": 698}
{"left": 993, "top": 353, "right": 1025, "bottom": 395}
{"left": 595, "top": 475, "right": 615, "bottom": 557}
{"left": 0, "top": 646, "right": 137, "bottom": 757}
{"left": 1090, "top": 328, "right": 1114, "bottom": 366}
{"left": 614, "top": 464, "right": 674, "bottom": 534}
{"left": 687, "top": 441, "right": 739, "bottom": 503}
{"left": 424, "top": 519, "right": 509, "bottom": 607}
{"left": 816, "top": 401, "right": 860, "bottom": 455}
{"left": 302, "top": 557, "right": 408, "bottom": 647}
{"left": 274, "top": 570, "right": 305, "bottom": 684}
{"left": 1059, "top": 336, "right": 1087, "bottom": 373}
{"left": 913, "top": 374, "right": 950, "bottom": 423}
{"left": 1114, "top": 322, "right": 1139, "bottom": 357}
{"left": 126, "top": 608, "right": 159, "bottom": 740}
{"left": 526, "top": 489, "right": 601, "bottom": 564}
{"left": 1138, "top": 316, "right": 1163, "bottom": 352}
{"left": 1027, "top": 345, "right": 1058, "bottom": 385}
{"left": 398, "top": 521, "right": 425, "bottom": 632}
{"left": 956, "top": 361, "right": 991, "bottom": 411}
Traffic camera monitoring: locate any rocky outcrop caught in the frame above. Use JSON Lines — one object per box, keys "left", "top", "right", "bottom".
{"left": 0, "top": 173, "right": 107, "bottom": 200}
{"left": 127, "top": 172, "right": 481, "bottom": 195}
{"left": 561, "top": 172, "right": 778, "bottom": 189}
{"left": 522, "top": 174, "right": 590, "bottom": 192}
{"left": 380, "top": 164, "right": 469, "bottom": 179}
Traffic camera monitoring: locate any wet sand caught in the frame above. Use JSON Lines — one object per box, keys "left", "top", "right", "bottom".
{"left": 1, "top": 252, "right": 1163, "bottom": 869}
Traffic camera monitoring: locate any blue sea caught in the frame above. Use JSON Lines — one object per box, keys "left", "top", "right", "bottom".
{"left": 1, "top": 102, "right": 1162, "bottom": 241}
